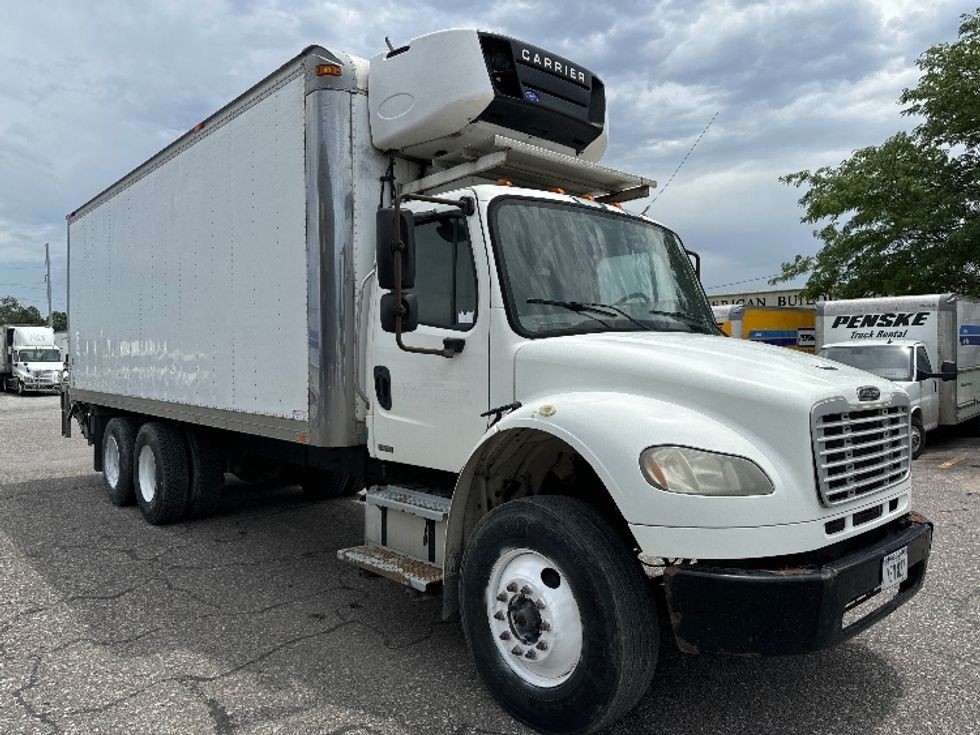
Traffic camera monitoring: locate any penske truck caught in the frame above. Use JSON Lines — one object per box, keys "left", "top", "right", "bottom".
{"left": 816, "top": 294, "right": 980, "bottom": 458}
{"left": 712, "top": 304, "right": 815, "bottom": 351}
{"left": 64, "top": 30, "right": 933, "bottom": 734}
{"left": 2, "top": 325, "right": 63, "bottom": 394}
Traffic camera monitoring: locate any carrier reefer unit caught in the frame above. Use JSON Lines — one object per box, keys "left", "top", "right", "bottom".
{"left": 65, "top": 29, "right": 933, "bottom": 735}
{"left": 816, "top": 294, "right": 979, "bottom": 456}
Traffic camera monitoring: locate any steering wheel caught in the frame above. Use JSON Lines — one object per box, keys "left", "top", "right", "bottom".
{"left": 614, "top": 292, "right": 651, "bottom": 305}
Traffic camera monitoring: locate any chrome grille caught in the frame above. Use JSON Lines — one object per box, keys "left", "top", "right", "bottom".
{"left": 813, "top": 403, "right": 910, "bottom": 506}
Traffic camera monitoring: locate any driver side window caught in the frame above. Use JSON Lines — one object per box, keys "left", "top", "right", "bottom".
{"left": 412, "top": 216, "right": 478, "bottom": 331}
{"left": 916, "top": 346, "right": 933, "bottom": 376}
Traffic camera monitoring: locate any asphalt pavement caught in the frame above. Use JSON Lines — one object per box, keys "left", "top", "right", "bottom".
{"left": 0, "top": 393, "right": 977, "bottom": 734}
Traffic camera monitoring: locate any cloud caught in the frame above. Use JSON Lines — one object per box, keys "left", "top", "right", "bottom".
{"left": 0, "top": 0, "right": 974, "bottom": 310}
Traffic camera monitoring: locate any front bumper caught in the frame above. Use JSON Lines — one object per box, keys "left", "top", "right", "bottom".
{"left": 663, "top": 512, "right": 933, "bottom": 656}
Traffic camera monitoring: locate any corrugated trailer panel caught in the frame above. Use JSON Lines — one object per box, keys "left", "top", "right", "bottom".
{"left": 69, "top": 76, "right": 309, "bottom": 420}
{"left": 956, "top": 296, "right": 980, "bottom": 422}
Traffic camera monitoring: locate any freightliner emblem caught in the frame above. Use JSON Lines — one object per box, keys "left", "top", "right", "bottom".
{"left": 857, "top": 386, "right": 881, "bottom": 402}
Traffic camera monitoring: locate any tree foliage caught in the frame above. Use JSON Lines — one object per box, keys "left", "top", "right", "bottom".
{"left": 774, "top": 9, "right": 980, "bottom": 298}
{"left": 0, "top": 296, "right": 45, "bottom": 326}
{"left": 0, "top": 296, "right": 65, "bottom": 331}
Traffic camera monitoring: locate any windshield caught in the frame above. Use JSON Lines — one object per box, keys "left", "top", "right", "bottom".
{"left": 819, "top": 345, "right": 913, "bottom": 382}
{"left": 490, "top": 198, "right": 716, "bottom": 337}
{"left": 17, "top": 349, "right": 61, "bottom": 363}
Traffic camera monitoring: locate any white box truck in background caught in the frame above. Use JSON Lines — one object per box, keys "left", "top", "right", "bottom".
{"left": 64, "top": 30, "right": 934, "bottom": 733}
{"left": 816, "top": 294, "right": 980, "bottom": 457}
{"left": 2, "top": 325, "right": 63, "bottom": 395}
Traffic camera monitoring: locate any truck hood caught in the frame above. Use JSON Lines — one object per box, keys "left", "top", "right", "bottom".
{"left": 513, "top": 331, "right": 906, "bottom": 484}
{"left": 514, "top": 332, "right": 900, "bottom": 411}
{"left": 17, "top": 361, "right": 63, "bottom": 374}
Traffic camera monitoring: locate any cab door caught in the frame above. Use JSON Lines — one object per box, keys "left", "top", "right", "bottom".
{"left": 916, "top": 345, "right": 940, "bottom": 430}
{"left": 368, "top": 208, "right": 490, "bottom": 472}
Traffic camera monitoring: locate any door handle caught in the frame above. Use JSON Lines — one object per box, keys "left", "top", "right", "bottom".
{"left": 443, "top": 337, "right": 465, "bottom": 356}
{"left": 373, "top": 366, "right": 392, "bottom": 410}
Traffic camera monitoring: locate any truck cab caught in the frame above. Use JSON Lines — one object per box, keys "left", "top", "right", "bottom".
{"left": 818, "top": 339, "right": 939, "bottom": 457}
{"left": 2, "top": 326, "right": 63, "bottom": 395}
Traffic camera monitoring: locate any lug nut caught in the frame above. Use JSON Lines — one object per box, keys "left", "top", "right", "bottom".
{"left": 511, "top": 646, "right": 523, "bottom": 656}
{"left": 496, "top": 592, "right": 509, "bottom": 602}
{"left": 534, "top": 599, "right": 546, "bottom": 610}
{"left": 524, "top": 650, "right": 537, "bottom": 660}
{"left": 536, "top": 641, "right": 549, "bottom": 651}
{"left": 521, "top": 585, "right": 532, "bottom": 596}
{"left": 499, "top": 631, "right": 511, "bottom": 641}
{"left": 506, "top": 582, "right": 518, "bottom": 592}
{"left": 493, "top": 611, "right": 505, "bottom": 621}
{"left": 540, "top": 620, "right": 551, "bottom": 631}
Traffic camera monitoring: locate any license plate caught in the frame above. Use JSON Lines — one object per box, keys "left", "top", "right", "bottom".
{"left": 881, "top": 546, "right": 909, "bottom": 589}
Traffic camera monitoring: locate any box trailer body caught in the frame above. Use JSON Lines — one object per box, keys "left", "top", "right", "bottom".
{"left": 2, "top": 325, "right": 63, "bottom": 394}
{"left": 64, "top": 30, "right": 934, "bottom": 735}
{"left": 712, "top": 304, "right": 815, "bottom": 352}
{"left": 816, "top": 294, "right": 980, "bottom": 432}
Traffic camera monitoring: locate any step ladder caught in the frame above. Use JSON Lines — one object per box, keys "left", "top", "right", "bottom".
{"left": 337, "top": 485, "right": 451, "bottom": 592}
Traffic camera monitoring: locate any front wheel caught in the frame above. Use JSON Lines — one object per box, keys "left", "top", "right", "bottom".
{"left": 460, "top": 496, "right": 658, "bottom": 734}
{"left": 17, "top": 380, "right": 24, "bottom": 396}
{"left": 911, "top": 416, "right": 925, "bottom": 459}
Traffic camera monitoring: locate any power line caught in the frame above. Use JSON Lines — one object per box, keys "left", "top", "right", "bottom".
{"left": 703, "top": 273, "right": 785, "bottom": 291}
{"left": 642, "top": 111, "right": 719, "bottom": 215}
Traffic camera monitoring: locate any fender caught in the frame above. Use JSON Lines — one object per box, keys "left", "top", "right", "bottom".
{"left": 441, "top": 390, "right": 789, "bottom": 616}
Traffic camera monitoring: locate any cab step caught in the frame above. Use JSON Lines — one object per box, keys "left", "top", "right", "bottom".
{"left": 337, "top": 545, "right": 443, "bottom": 592}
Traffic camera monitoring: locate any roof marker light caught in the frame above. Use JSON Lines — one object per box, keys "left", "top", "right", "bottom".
{"left": 316, "top": 64, "right": 342, "bottom": 77}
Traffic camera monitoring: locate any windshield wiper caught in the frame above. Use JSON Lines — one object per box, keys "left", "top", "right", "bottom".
{"left": 648, "top": 308, "right": 715, "bottom": 333}
{"left": 526, "top": 299, "right": 614, "bottom": 328}
{"left": 527, "top": 299, "right": 653, "bottom": 331}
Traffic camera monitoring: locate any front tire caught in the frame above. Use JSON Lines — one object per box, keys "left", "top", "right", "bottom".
{"left": 911, "top": 416, "right": 925, "bottom": 459}
{"left": 460, "top": 496, "right": 658, "bottom": 735}
{"left": 134, "top": 422, "right": 189, "bottom": 525}
{"left": 17, "top": 380, "right": 24, "bottom": 396}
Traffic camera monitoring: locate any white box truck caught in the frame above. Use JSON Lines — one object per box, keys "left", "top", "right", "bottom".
{"left": 816, "top": 294, "right": 979, "bottom": 457}
{"left": 64, "top": 30, "right": 933, "bottom": 734}
{"left": 2, "top": 324, "right": 63, "bottom": 394}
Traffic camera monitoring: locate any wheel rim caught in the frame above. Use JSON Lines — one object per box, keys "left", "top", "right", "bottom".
{"left": 104, "top": 435, "right": 121, "bottom": 489}
{"left": 138, "top": 444, "right": 157, "bottom": 503}
{"left": 911, "top": 425, "right": 922, "bottom": 454}
{"left": 486, "top": 548, "right": 583, "bottom": 688}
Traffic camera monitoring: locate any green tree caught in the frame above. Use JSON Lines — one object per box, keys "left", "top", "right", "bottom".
{"left": 774, "top": 9, "right": 980, "bottom": 298}
{"left": 52, "top": 311, "right": 67, "bottom": 332}
{"left": 0, "top": 296, "right": 45, "bottom": 326}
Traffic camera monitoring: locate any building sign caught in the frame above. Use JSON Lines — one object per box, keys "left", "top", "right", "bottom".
{"left": 709, "top": 288, "right": 818, "bottom": 309}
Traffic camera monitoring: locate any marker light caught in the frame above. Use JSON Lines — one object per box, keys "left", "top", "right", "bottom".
{"left": 316, "top": 64, "right": 342, "bottom": 77}
{"left": 639, "top": 446, "right": 774, "bottom": 496}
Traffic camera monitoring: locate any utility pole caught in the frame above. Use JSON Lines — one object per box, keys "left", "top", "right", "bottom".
{"left": 45, "top": 242, "right": 52, "bottom": 328}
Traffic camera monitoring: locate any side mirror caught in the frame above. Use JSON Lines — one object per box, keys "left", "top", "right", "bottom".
{"left": 940, "top": 360, "right": 957, "bottom": 382}
{"left": 686, "top": 249, "right": 701, "bottom": 279}
{"left": 380, "top": 292, "right": 419, "bottom": 333}
{"left": 376, "top": 208, "right": 415, "bottom": 290}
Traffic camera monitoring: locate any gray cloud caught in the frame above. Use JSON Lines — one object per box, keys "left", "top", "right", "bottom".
{"left": 0, "top": 0, "right": 973, "bottom": 310}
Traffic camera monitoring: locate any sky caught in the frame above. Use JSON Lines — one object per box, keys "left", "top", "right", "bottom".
{"left": 0, "top": 0, "right": 974, "bottom": 313}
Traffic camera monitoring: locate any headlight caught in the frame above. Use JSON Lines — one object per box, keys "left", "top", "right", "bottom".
{"left": 639, "top": 446, "right": 774, "bottom": 496}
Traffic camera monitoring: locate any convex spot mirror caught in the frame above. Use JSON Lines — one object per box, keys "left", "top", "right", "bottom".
{"left": 377, "top": 208, "right": 415, "bottom": 290}
{"left": 380, "top": 292, "right": 419, "bottom": 333}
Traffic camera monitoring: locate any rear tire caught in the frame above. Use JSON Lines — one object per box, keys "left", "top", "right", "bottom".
{"left": 300, "top": 470, "right": 362, "bottom": 499}
{"left": 184, "top": 430, "right": 225, "bottom": 519}
{"left": 911, "top": 416, "right": 925, "bottom": 459}
{"left": 134, "top": 422, "right": 189, "bottom": 525}
{"left": 102, "top": 417, "right": 137, "bottom": 506}
{"left": 460, "top": 496, "right": 658, "bottom": 735}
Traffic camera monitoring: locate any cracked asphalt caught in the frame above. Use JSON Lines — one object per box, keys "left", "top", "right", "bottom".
{"left": 1, "top": 394, "right": 978, "bottom": 734}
